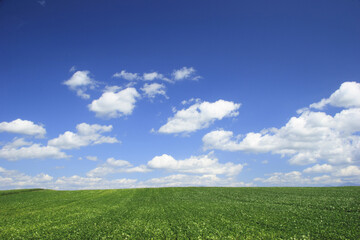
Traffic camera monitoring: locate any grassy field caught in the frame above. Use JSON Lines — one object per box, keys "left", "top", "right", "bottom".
{"left": 0, "top": 187, "right": 359, "bottom": 239}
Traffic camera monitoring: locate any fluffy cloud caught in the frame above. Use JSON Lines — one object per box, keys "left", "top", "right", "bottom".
{"left": 310, "top": 82, "right": 360, "bottom": 109}
{"left": 0, "top": 119, "right": 46, "bottom": 138}
{"left": 113, "top": 70, "right": 168, "bottom": 82}
{"left": 303, "top": 164, "right": 333, "bottom": 173}
{"left": 54, "top": 175, "right": 138, "bottom": 190}
{"left": 255, "top": 164, "right": 360, "bottom": 186}
{"left": 88, "top": 87, "right": 140, "bottom": 118}
{"left": 159, "top": 99, "right": 241, "bottom": 134}
{"left": 172, "top": 67, "right": 198, "bottom": 81}
{"left": 254, "top": 171, "right": 345, "bottom": 186}
{"left": 203, "top": 107, "right": 360, "bottom": 165}
{"left": 254, "top": 171, "right": 309, "bottom": 186}
{"left": 63, "top": 70, "right": 96, "bottom": 99}
{"left": 141, "top": 83, "right": 168, "bottom": 99}
{"left": 142, "top": 72, "right": 168, "bottom": 81}
{"left": 113, "top": 70, "right": 140, "bottom": 81}
{"left": 0, "top": 166, "right": 138, "bottom": 190}
{"left": 113, "top": 67, "right": 199, "bottom": 83}
{"left": 48, "top": 123, "right": 119, "bottom": 149}
{"left": 333, "top": 165, "right": 360, "bottom": 177}
{"left": 147, "top": 152, "right": 244, "bottom": 176}
{"left": 87, "top": 157, "right": 150, "bottom": 177}
{"left": 0, "top": 138, "right": 68, "bottom": 161}
{"left": 0, "top": 167, "right": 53, "bottom": 188}
{"left": 142, "top": 174, "right": 251, "bottom": 188}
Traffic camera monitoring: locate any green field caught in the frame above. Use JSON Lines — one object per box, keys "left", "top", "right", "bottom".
{"left": 0, "top": 187, "right": 359, "bottom": 239}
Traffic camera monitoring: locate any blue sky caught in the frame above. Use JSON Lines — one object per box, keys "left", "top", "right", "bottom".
{"left": 1, "top": 0, "right": 360, "bottom": 189}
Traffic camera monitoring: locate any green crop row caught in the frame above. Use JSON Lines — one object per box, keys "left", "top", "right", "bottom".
{"left": 0, "top": 187, "right": 359, "bottom": 239}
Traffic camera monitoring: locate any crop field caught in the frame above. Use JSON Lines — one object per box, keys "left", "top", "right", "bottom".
{"left": 0, "top": 187, "right": 359, "bottom": 239}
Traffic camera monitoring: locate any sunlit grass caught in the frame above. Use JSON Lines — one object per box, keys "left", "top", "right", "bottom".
{"left": 0, "top": 187, "right": 359, "bottom": 239}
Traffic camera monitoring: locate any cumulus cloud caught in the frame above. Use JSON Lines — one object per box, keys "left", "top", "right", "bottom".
{"left": 141, "top": 83, "right": 168, "bottom": 99}
{"left": 203, "top": 108, "right": 360, "bottom": 165}
{"left": 172, "top": 67, "right": 199, "bottom": 81}
{"left": 310, "top": 82, "right": 360, "bottom": 109}
{"left": 113, "top": 67, "right": 199, "bottom": 83}
{"left": 303, "top": 164, "right": 333, "bottom": 173}
{"left": 54, "top": 176, "right": 138, "bottom": 190}
{"left": 113, "top": 70, "right": 140, "bottom": 81}
{"left": 254, "top": 171, "right": 308, "bottom": 186}
{"left": 0, "top": 138, "right": 68, "bottom": 161}
{"left": 88, "top": 87, "right": 140, "bottom": 118}
{"left": 147, "top": 152, "right": 244, "bottom": 176}
{"left": 142, "top": 174, "right": 251, "bottom": 188}
{"left": 48, "top": 123, "right": 119, "bottom": 149}
{"left": 63, "top": 70, "right": 96, "bottom": 99}
{"left": 87, "top": 157, "right": 150, "bottom": 177}
{"left": 0, "top": 167, "right": 53, "bottom": 189}
{"left": 0, "top": 166, "right": 139, "bottom": 190}
{"left": 254, "top": 165, "right": 360, "bottom": 187}
{"left": 142, "top": 72, "right": 167, "bottom": 81}
{"left": 0, "top": 119, "right": 46, "bottom": 138}
{"left": 333, "top": 165, "right": 360, "bottom": 177}
{"left": 158, "top": 99, "right": 241, "bottom": 134}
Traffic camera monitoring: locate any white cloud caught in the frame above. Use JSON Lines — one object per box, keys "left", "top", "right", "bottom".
{"left": 143, "top": 174, "right": 252, "bottom": 188}
{"left": 310, "top": 82, "right": 360, "bottom": 109}
{"left": 104, "top": 85, "right": 122, "bottom": 92}
{"left": 63, "top": 70, "right": 96, "bottom": 99}
{"left": 113, "top": 70, "right": 140, "bottom": 81}
{"left": 88, "top": 87, "right": 140, "bottom": 118}
{"left": 158, "top": 99, "right": 241, "bottom": 134}
{"left": 203, "top": 109, "right": 360, "bottom": 165}
{"left": 113, "top": 67, "right": 200, "bottom": 83}
{"left": 254, "top": 171, "right": 307, "bottom": 186}
{"left": 142, "top": 72, "right": 162, "bottom": 81}
{"left": 333, "top": 165, "right": 360, "bottom": 177}
{"left": 147, "top": 152, "right": 244, "bottom": 176}
{"left": 0, "top": 165, "right": 251, "bottom": 190}
{"left": 0, "top": 119, "right": 46, "bottom": 138}
{"left": 75, "top": 90, "right": 90, "bottom": 99}
{"left": 141, "top": 83, "right": 168, "bottom": 99}
{"left": 0, "top": 138, "right": 68, "bottom": 161}
{"left": 254, "top": 171, "right": 345, "bottom": 186}
{"left": 111, "top": 67, "right": 202, "bottom": 84}
{"left": 54, "top": 175, "right": 138, "bottom": 190}
{"left": 181, "top": 98, "right": 200, "bottom": 105}
{"left": 48, "top": 123, "right": 119, "bottom": 150}
{"left": 303, "top": 164, "right": 333, "bottom": 173}
{"left": 87, "top": 157, "right": 150, "bottom": 177}
{"left": 172, "top": 67, "right": 197, "bottom": 81}
{"left": 254, "top": 165, "right": 360, "bottom": 186}
{"left": 0, "top": 167, "right": 53, "bottom": 188}
{"left": 4, "top": 138, "right": 32, "bottom": 148}
{"left": 86, "top": 156, "right": 98, "bottom": 161}
{"left": 0, "top": 166, "right": 139, "bottom": 190}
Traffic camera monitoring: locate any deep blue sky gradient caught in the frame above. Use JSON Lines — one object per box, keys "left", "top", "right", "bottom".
{"left": 1, "top": 0, "right": 359, "bottom": 188}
